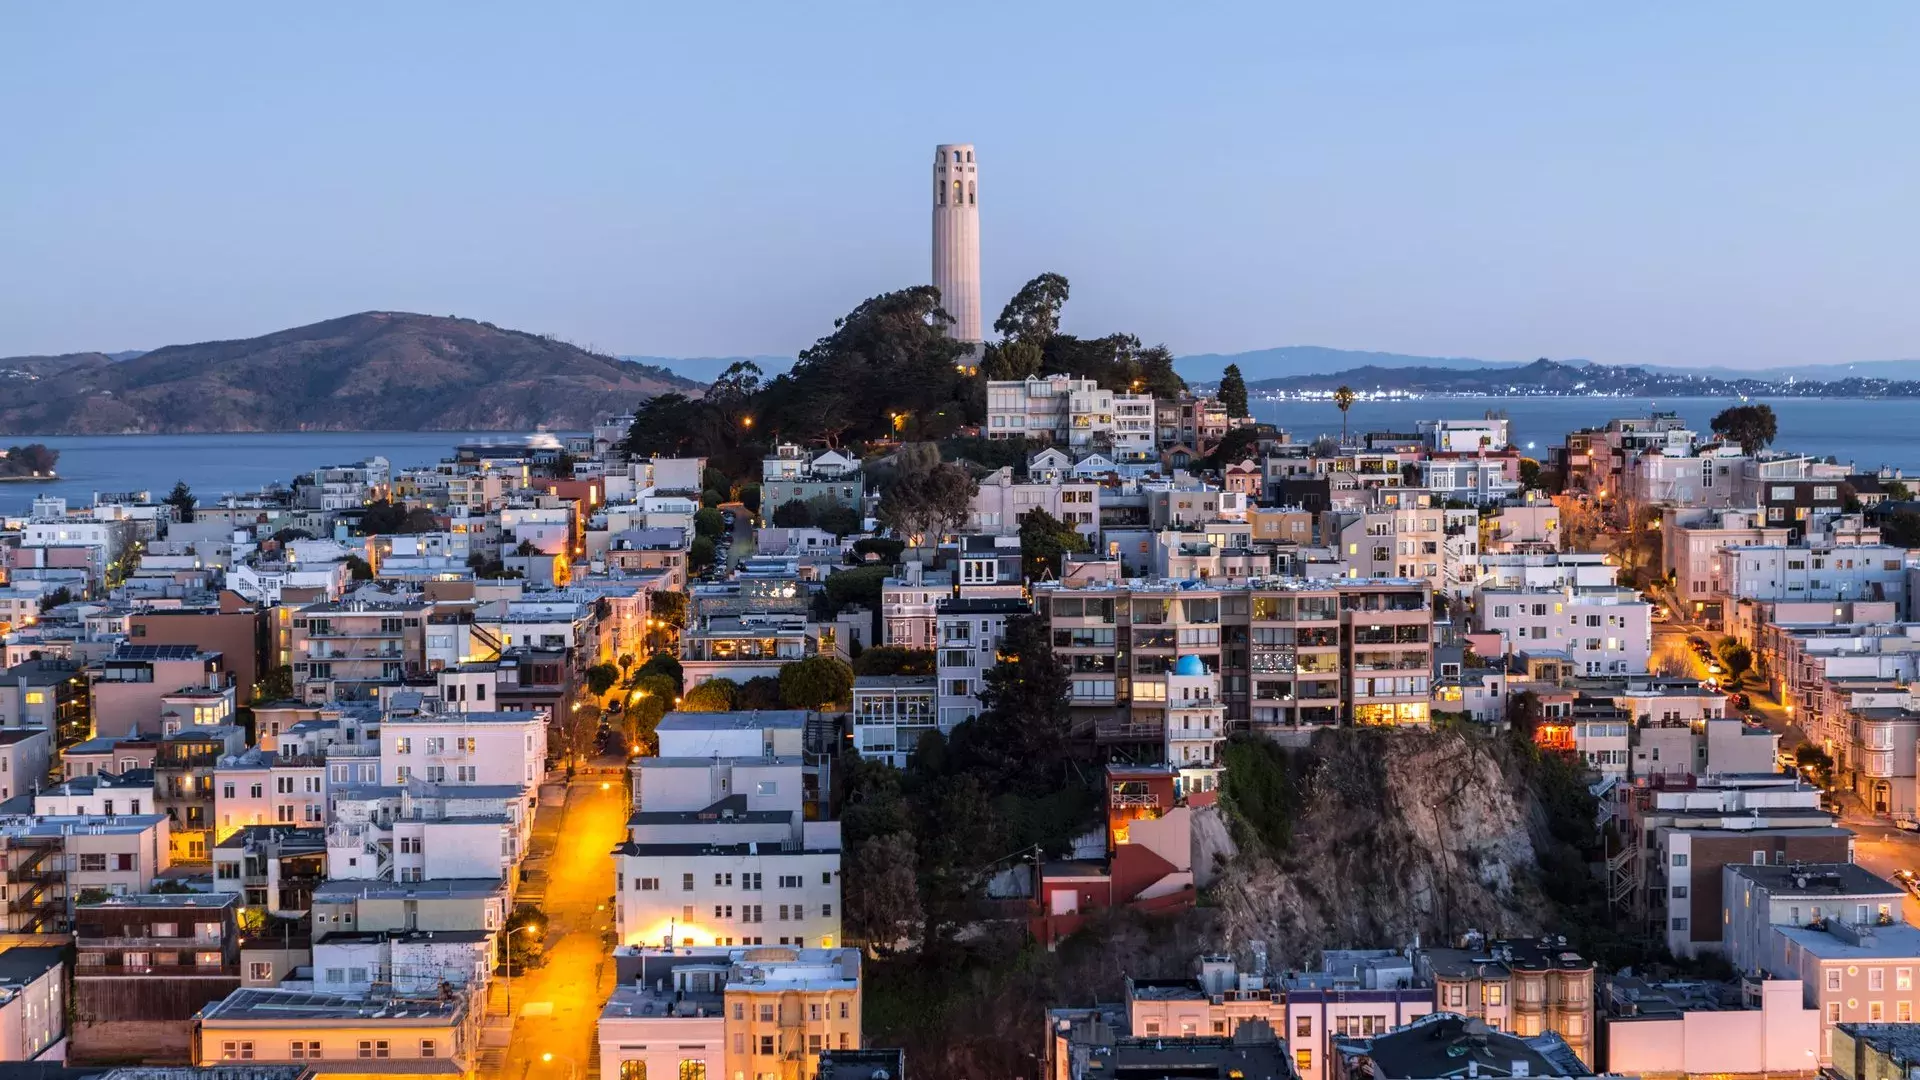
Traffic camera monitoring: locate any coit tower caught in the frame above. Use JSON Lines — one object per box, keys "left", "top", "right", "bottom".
{"left": 931, "top": 143, "right": 982, "bottom": 344}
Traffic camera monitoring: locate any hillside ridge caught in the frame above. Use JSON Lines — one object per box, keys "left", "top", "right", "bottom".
{"left": 0, "top": 312, "right": 700, "bottom": 435}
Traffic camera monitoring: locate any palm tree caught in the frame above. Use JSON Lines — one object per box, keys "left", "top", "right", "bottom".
{"left": 1333, "top": 385, "right": 1356, "bottom": 444}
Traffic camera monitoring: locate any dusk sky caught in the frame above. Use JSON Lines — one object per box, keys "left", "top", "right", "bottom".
{"left": 3, "top": 4, "right": 1916, "bottom": 368}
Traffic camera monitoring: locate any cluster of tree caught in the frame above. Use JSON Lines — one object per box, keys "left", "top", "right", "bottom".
{"left": 770, "top": 497, "right": 863, "bottom": 536}
{"left": 678, "top": 655, "right": 856, "bottom": 714}
{"left": 850, "top": 646, "right": 935, "bottom": 677}
{"left": 621, "top": 275, "right": 1184, "bottom": 497}
{"left": 841, "top": 615, "right": 1096, "bottom": 954}
{"left": 1709, "top": 403, "right": 1778, "bottom": 455}
{"left": 979, "top": 273, "right": 1185, "bottom": 400}
{"left": 1883, "top": 507, "right": 1920, "bottom": 549}
{"left": 465, "top": 551, "right": 523, "bottom": 580}
{"left": 356, "top": 499, "right": 439, "bottom": 535}
{"left": 0, "top": 443, "right": 58, "bottom": 478}
{"left": 1714, "top": 636, "right": 1753, "bottom": 683}
{"left": 874, "top": 444, "right": 975, "bottom": 543}
{"left": 1017, "top": 507, "right": 1087, "bottom": 580}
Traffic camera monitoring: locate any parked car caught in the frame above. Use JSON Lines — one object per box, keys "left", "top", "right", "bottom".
{"left": 1899, "top": 820, "right": 1920, "bottom": 834}
{"left": 1689, "top": 635, "right": 1711, "bottom": 651}
{"left": 1729, "top": 692, "right": 1752, "bottom": 711}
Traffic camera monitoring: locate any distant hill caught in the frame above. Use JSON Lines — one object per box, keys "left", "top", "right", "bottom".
{"left": 621, "top": 354, "right": 794, "bottom": 385}
{"left": 1242, "top": 357, "right": 1920, "bottom": 399}
{"left": 0, "top": 312, "right": 701, "bottom": 435}
{"left": 1176, "top": 345, "right": 1530, "bottom": 383}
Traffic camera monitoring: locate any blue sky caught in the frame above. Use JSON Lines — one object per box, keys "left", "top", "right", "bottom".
{"left": 2, "top": 4, "right": 1916, "bottom": 367}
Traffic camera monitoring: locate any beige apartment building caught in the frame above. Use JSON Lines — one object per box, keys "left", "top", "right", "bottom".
{"left": 1036, "top": 577, "right": 1432, "bottom": 754}
{"left": 599, "top": 946, "right": 863, "bottom": 1080}
{"left": 290, "top": 598, "right": 435, "bottom": 703}
{"left": 1419, "top": 936, "right": 1597, "bottom": 1067}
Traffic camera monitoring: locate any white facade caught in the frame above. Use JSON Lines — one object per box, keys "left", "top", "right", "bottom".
{"left": 1663, "top": 507, "right": 1791, "bottom": 606}
{"left": 379, "top": 711, "right": 547, "bottom": 789}
{"left": 984, "top": 376, "right": 1115, "bottom": 449}
{"left": 216, "top": 750, "right": 327, "bottom": 834}
{"left": 1476, "top": 586, "right": 1653, "bottom": 676}
{"left": 936, "top": 599, "right": 1025, "bottom": 731}
{"left": 1726, "top": 544, "right": 1912, "bottom": 611}
{"left": 932, "top": 143, "right": 981, "bottom": 343}
{"left": 966, "top": 469, "right": 1100, "bottom": 536}
{"left": 850, "top": 677, "right": 937, "bottom": 768}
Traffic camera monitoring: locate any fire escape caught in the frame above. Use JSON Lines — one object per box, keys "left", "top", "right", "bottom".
{"left": 2, "top": 837, "right": 66, "bottom": 933}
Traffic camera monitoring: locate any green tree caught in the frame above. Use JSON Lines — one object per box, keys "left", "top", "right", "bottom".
{"left": 681, "top": 678, "right": 738, "bottom": 712}
{"left": 0, "top": 443, "right": 58, "bottom": 477}
{"left": 1882, "top": 509, "right": 1920, "bottom": 549}
{"left": 1714, "top": 637, "right": 1754, "bottom": 684}
{"left": 343, "top": 554, "right": 374, "bottom": 581}
{"left": 735, "top": 676, "right": 784, "bottom": 710}
{"left": 1204, "top": 424, "right": 1262, "bottom": 470}
{"left": 771, "top": 499, "right": 813, "bottom": 528}
{"left": 1518, "top": 457, "right": 1544, "bottom": 491}
{"left": 584, "top": 663, "right": 621, "bottom": 698}
{"left": 779, "top": 655, "right": 855, "bottom": 710}
{"left": 689, "top": 536, "right": 717, "bottom": 572}
{"left": 1888, "top": 480, "right": 1913, "bottom": 502}
{"left": 1018, "top": 507, "right": 1087, "bottom": 580}
{"left": 945, "top": 614, "right": 1072, "bottom": 791}
{"left": 164, "top": 480, "right": 197, "bottom": 524}
{"left": 994, "top": 272, "right": 1071, "bottom": 344}
{"left": 1216, "top": 363, "right": 1249, "bottom": 417}
{"left": 648, "top": 591, "right": 688, "bottom": 631}
{"left": 823, "top": 565, "right": 890, "bottom": 616}
{"left": 39, "top": 586, "right": 74, "bottom": 612}
{"left": 1710, "top": 403, "right": 1779, "bottom": 456}
{"left": 255, "top": 666, "right": 294, "bottom": 702}
{"left": 694, "top": 507, "right": 725, "bottom": 540}
{"left": 845, "top": 831, "right": 922, "bottom": 954}
{"left": 876, "top": 463, "right": 976, "bottom": 542}
{"left": 621, "top": 673, "right": 677, "bottom": 753}
{"left": 851, "top": 646, "right": 936, "bottom": 677}
{"left": 1333, "top": 385, "right": 1356, "bottom": 443}
{"left": 810, "top": 499, "right": 863, "bottom": 537}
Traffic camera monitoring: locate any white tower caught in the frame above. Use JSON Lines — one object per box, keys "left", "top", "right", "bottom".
{"left": 932, "top": 143, "right": 982, "bottom": 343}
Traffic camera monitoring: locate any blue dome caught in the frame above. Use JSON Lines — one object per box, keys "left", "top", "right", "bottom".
{"left": 1174, "top": 655, "right": 1208, "bottom": 677}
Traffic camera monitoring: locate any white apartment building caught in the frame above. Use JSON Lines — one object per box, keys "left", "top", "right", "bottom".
{"left": 310, "top": 928, "right": 493, "bottom": 997}
{"left": 1113, "top": 394, "right": 1156, "bottom": 461}
{"left": 215, "top": 747, "right": 327, "bottom": 835}
{"left": 326, "top": 784, "right": 531, "bottom": 883}
{"left": 0, "top": 729, "right": 52, "bottom": 803}
{"left": 0, "top": 946, "right": 66, "bottom": 1062}
{"left": 597, "top": 946, "right": 863, "bottom": 1080}
{"left": 1475, "top": 585, "right": 1652, "bottom": 676}
{"left": 850, "top": 676, "right": 937, "bottom": 768}
{"left": 1419, "top": 456, "right": 1520, "bottom": 505}
{"left": 1725, "top": 543, "right": 1911, "bottom": 613}
{"left": 1419, "top": 416, "right": 1511, "bottom": 453}
{"left": 1473, "top": 552, "right": 1617, "bottom": 594}
{"left": 1663, "top": 507, "right": 1792, "bottom": 610}
{"left": 935, "top": 597, "right": 1029, "bottom": 731}
{"left": 986, "top": 375, "right": 1114, "bottom": 449}
{"left": 1623, "top": 445, "right": 1748, "bottom": 510}
{"left": 880, "top": 563, "right": 951, "bottom": 649}
{"left": 966, "top": 469, "right": 1100, "bottom": 537}
{"left": 1164, "top": 657, "right": 1224, "bottom": 797}
{"left": 618, "top": 712, "right": 841, "bottom": 950}
{"left": 379, "top": 710, "right": 547, "bottom": 791}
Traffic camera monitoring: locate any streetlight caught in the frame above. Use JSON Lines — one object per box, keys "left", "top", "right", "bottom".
{"left": 503, "top": 923, "right": 543, "bottom": 1012}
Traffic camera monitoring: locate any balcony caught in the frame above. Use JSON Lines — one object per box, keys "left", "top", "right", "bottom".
{"left": 1095, "top": 719, "right": 1165, "bottom": 742}
{"left": 80, "top": 934, "right": 223, "bottom": 949}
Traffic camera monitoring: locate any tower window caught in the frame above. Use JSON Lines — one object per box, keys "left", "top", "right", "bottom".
{"left": 937, "top": 182, "right": 945, "bottom": 207}
{"left": 953, "top": 180, "right": 962, "bottom": 204}
{"left": 966, "top": 151, "right": 973, "bottom": 162}
{"left": 968, "top": 182, "right": 975, "bottom": 205}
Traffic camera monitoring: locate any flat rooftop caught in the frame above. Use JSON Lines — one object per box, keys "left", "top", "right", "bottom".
{"left": 659, "top": 710, "right": 810, "bottom": 730}
{"left": 1774, "top": 923, "right": 1920, "bottom": 960}
{"left": 1727, "top": 862, "right": 1901, "bottom": 897}
{"left": 198, "top": 986, "right": 463, "bottom": 1023}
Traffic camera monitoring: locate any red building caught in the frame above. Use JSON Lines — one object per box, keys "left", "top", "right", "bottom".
{"left": 1032, "top": 765, "right": 1199, "bottom": 946}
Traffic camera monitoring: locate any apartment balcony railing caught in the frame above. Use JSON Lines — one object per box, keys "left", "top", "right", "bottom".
{"left": 1095, "top": 719, "right": 1165, "bottom": 742}
{"left": 79, "top": 935, "right": 223, "bottom": 949}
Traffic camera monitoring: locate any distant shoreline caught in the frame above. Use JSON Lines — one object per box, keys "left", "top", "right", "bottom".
{"left": 0, "top": 474, "right": 57, "bottom": 483}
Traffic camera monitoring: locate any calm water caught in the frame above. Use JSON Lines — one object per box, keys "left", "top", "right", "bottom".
{"left": 0, "top": 431, "right": 534, "bottom": 517}
{"left": 1252, "top": 396, "right": 1920, "bottom": 473}
{"left": 1, "top": 398, "right": 1913, "bottom": 516}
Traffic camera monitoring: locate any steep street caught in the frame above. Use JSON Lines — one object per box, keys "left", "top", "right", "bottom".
{"left": 490, "top": 766, "right": 630, "bottom": 1080}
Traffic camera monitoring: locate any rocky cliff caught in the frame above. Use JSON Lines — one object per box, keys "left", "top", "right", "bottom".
{"left": 1209, "top": 728, "right": 1560, "bottom": 967}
